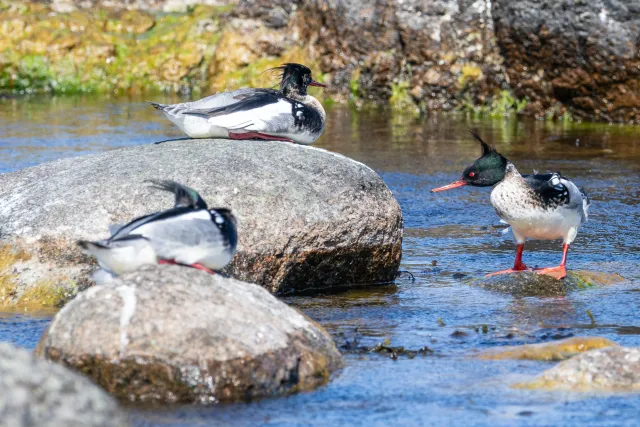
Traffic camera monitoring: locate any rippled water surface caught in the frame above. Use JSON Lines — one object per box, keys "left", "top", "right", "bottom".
{"left": 1, "top": 95, "right": 639, "bottom": 426}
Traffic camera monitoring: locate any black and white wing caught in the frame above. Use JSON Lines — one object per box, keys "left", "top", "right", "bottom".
{"left": 150, "top": 88, "right": 274, "bottom": 116}
{"left": 524, "top": 173, "right": 571, "bottom": 208}
{"left": 108, "top": 206, "right": 195, "bottom": 240}
{"left": 128, "top": 209, "right": 229, "bottom": 266}
{"left": 525, "top": 172, "right": 588, "bottom": 221}
{"left": 182, "top": 91, "right": 296, "bottom": 133}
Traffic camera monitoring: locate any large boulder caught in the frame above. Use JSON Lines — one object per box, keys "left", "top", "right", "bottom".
{"left": 0, "top": 342, "right": 127, "bottom": 427}
{"left": 35, "top": 265, "right": 344, "bottom": 404}
{"left": 0, "top": 139, "right": 402, "bottom": 306}
{"left": 493, "top": 0, "right": 640, "bottom": 122}
{"left": 517, "top": 346, "right": 640, "bottom": 392}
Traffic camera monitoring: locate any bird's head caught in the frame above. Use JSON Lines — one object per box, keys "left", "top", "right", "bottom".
{"left": 431, "top": 132, "right": 508, "bottom": 192}
{"left": 269, "top": 63, "right": 325, "bottom": 97}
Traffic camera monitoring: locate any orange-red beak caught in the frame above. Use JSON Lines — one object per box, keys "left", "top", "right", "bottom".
{"left": 309, "top": 80, "right": 326, "bottom": 88}
{"left": 431, "top": 180, "right": 466, "bottom": 192}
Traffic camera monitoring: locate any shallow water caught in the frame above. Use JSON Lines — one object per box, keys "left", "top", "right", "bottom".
{"left": 1, "top": 95, "right": 639, "bottom": 426}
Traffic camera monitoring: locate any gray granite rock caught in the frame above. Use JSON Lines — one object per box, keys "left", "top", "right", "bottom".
{"left": 0, "top": 342, "right": 127, "bottom": 427}
{"left": 519, "top": 346, "right": 640, "bottom": 391}
{"left": 0, "top": 139, "right": 402, "bottom": 305}
{"left": 35, "top": 265, "right": 344, "bottom": 404}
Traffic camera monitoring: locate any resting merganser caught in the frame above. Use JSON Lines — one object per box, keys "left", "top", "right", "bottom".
{"left": 431, "top": 132, "right": 590, "bottom": 280}
{"left": 149, "top": 63, "right": 326, "bottom": 145}
{"left": 78, "top": 180, "right": 237, "bottom": 278}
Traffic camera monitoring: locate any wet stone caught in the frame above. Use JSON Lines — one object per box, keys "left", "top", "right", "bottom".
{"left": 0, "top": 139, "right": 402, "bottom": 306}
{"left": 477, "top": 336, "right": 618, "bottom": 361}
{"left": 35, "top": 265, "right": 344, "bottom": 404}
{"left": 517, "top": 346, "right": 640, "bottom": 392}
{"left": 468, "top": 270, "right": 625, "bottom": 297}
{"left": 0, "top": 342, "right": 127, "bottom": 427}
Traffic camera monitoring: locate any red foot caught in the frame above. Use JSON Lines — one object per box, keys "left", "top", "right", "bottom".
{"left": 228, "top": 131, "right": 294, "bottom": 143}
{"left": 158, "top": 260, "right": 215, "bottom": 275}
{"left": 485, "top": 243, "right": 531, "bottom": 277}
{"left": 534, "top": 265, "right": 567, "bottom": 280}
{"left": 485, "top": 265, "right": 531, "bottom": 277}
{"left": 190, "top": 263, "right": 216, "bottom": 275}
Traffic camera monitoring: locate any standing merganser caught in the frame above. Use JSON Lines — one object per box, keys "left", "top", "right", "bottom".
{"left": 78, "top": 180, "right": 237, "bottom": 279}
{"left": 149, "top": 63, "right": 326, "bottom": 145}
{"left": 431, "top": 132, "right": 590, "bottom": 280}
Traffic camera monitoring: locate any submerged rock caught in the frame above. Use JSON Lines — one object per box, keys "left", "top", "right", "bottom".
{"left": 477, "top": 336, "right": 617, "bottom": 361}
{"left": 469, "top": 270, "right": 625, "bottom": 297}
{"left": 0, "top": 342, "right": 127, "bottom": 427}
{"left": 517, "top": 346, "right": 640, "bottom": 392}
{"left": 36, "top": 265, "right": 344, "bottom": 404}
{"left": 0, "top": 139, "right": 402, "bottom": 305}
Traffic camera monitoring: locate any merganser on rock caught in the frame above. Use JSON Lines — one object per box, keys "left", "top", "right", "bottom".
{"left": 78, "top": 180, "right": 237, "bottom": 280}
{"left": 149, "top": 63, "right": 326, "bottom": 145}
{"left": 431, "top": 132, "right": 590, "bottom": 280}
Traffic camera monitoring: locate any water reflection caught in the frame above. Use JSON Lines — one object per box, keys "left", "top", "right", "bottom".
{"left": 1, "top": 95, "right": 639, "bottom": 426}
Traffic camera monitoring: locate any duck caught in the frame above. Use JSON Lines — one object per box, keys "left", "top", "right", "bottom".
{"left": 78, "top": 180, "right": 237, "bottom": 281}
{"left": 431, "top": 132, "right": 590, "bottom": 279}
{"left": 149, "top": 63, "right": 326, "bottom": 145}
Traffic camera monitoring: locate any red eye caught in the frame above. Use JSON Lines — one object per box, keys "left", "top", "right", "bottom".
{"left": 469, "top": 172, "right": 475, "bottom": 177}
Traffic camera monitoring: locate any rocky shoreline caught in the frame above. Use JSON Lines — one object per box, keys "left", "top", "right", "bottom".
{"left": 2, "top": 0, "right": 639, "bottom": 122}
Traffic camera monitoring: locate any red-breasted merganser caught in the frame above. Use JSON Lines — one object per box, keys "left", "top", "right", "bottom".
{"left": 431, "top": 132, "right": 590, "bottom": 280}
{"left": 149, "top": 63, "right": 326, "bottom": 145}
{"left": 78, "top": 180, "right": 237, "bottom": 281}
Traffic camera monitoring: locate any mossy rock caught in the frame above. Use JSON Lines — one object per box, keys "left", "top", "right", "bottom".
{"left": 515, "top": 347, "right": 640, "bottom": 392}
{"left": 476, "top": 336, "right": 617, "bottom": 361}
{"left": 468, "top": 270, "right": 625, "bottom": 297}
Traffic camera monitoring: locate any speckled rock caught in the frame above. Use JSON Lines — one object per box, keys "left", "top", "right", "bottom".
{"left": 0, "top": 139, "right": 402, "bottom": 305}
{"left": 35, "top": 265, "right": 344, "bottom": 404}
{"left": 517, "top": 346, "right": 640, "bottom": 392}
{"left": 469, "top": 270, "right": 625, "bottom": 297}
{"left": 477, "top": 336, "right": 618, "bottom": 361}
{"left": 493, "top": 0, "right": 640, "bottom": 122}
{"left": 236, "top": 0, "right": 506, "bottom": 111}
{"left": 0, "top": 342, "right": 127, "bottom": 427}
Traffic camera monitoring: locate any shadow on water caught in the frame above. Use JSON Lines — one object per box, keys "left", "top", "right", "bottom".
{"left": 1, "top": 95, "right": 639, "bottom": 426}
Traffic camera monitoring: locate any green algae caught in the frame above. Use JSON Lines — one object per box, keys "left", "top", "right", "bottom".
{"left": 0, "top": 4, "right": 231, "bottom": 95}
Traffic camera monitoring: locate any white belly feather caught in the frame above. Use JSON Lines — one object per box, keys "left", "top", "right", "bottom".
{"left": 490, "top": 179, "right": 583, "bottom": 244}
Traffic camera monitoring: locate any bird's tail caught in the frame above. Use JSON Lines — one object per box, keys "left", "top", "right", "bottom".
{"left": 148, "top": 101, "right": 167, "bottom": 111}
{"left": 146, "top": 179, "right": 208, "bottom": 210}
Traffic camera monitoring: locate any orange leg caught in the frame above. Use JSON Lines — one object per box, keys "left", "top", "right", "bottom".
{"left": 190, "top": 263, "right": 216, "bottom": 275}
{"left": 158, "top": 259, "right": 216, "bottom": 275}
{"left": 534, "top": 244, "right": 568, "bottom": 280}
{"left": 228, "top": 131, "right": 294, "bottom": 143}
{"left": 485, "top": 243, "right": 532, "bottom": 276}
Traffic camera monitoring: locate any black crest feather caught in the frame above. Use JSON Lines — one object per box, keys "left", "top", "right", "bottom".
{"left": 264, "top": 63, "right": 312, "bottom": 95}
{"left": 469, "top": 130, "right": 495, "bottom": 156}
{"left": 146, "top": 180, "right": 208, "bottom": 210}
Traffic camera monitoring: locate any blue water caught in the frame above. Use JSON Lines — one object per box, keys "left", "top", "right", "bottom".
{"left": 1, "top": 95, "right": 639, "bottom": 426}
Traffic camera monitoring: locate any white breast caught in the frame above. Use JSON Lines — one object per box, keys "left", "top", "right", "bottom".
{"left": 491, "top": 180, "right": 584, "bottom": 244}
